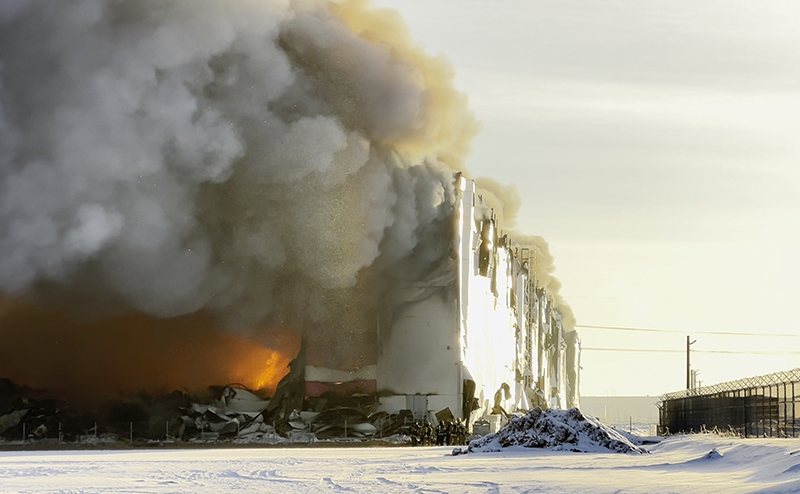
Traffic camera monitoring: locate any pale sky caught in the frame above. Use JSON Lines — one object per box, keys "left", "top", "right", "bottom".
{"left": 375, "top": 0, "right": 800, "bottom": 397}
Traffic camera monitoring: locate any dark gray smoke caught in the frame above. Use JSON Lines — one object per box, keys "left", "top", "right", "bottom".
{"left": 0, "top": 0, "right": 477, "bottom": 333}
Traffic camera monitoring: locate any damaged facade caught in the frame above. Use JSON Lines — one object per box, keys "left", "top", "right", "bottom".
{"left": 305, "top": 175, "right": 580, "bottom": 433}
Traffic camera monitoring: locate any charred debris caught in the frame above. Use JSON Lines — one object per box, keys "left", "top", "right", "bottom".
{"left": 0, "top": 365, "right": 416, "bottom": 448}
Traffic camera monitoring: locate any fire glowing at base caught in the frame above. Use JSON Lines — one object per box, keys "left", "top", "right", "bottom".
{"left": 0, "top": 297, "right": 300, "bottom": 403}
{"left": 228, "top": 340, "right": 296, "bottom": 393}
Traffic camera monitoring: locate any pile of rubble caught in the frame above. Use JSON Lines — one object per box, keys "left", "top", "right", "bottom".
{"left": 184, "top": 388, "right": 405, "bottom": 444}
{"left": 454, "top": 408, "right": 648, "bottom": 455}
{"left": 0, "top": 378, "right": 413, "bottom": 446}
{"left": 0, "top": 379, "right": 85, "bottom": 443}
{"left": 182, "top": 386, "right": 275, "bottom": 442}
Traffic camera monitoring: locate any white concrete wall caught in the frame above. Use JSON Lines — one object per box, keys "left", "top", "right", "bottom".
{"left": 376, "top": 175, "right": 580, "bottom": 425}
{"left": 377, "top": 290, "right": 460, "bottom": 418}
{"left": 458, "top": 216, "right": 517, "bottom": 421}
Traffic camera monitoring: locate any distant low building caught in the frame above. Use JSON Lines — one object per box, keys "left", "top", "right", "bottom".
{"left": 580, "top": 396, "right": 659, "bottom": 425}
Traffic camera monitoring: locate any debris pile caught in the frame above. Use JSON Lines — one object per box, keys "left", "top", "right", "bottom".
{"left": 0, "top": 379, "right": 87, "bottom": 443}
{"left": 0, "top": 346, "right": 418, "bottom": 446}
{"left": 454, "top": 408, "right": 647, "bottom": 455}
{"left": 181, "top": 386, "right": 275, "bottom": 442}
{"left": 0, "top": 378, "right": 415, "bottom": 446}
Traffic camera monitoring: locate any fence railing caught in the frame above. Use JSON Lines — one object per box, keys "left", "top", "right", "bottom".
{"left": 658, "top": 368, "right": 800, "bottom": 438}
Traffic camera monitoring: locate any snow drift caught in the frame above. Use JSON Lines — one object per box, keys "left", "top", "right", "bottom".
{"left": 455, "top": 408, "right": 647, "bottom": 455}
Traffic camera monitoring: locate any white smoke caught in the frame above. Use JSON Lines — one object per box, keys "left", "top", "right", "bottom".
{"left": 0, "top": 0, "right": 478, "bottom": 336}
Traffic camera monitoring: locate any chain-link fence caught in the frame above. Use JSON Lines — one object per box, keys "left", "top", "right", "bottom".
{"left": 658, "top": 368, "right": 800, "bottom": 438}
{"left": 5, "top": 421, "right": 178, "bottom": 445}
{"left": 6, "top": 419, "right": 272, "bottom": 446}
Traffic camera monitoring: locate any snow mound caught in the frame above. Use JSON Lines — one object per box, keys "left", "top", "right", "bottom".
{"left": 454, "top": 408, "right": 647, "bottom": 455}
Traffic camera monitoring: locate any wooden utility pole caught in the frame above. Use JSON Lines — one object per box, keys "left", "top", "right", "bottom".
{"left": 686, "top": 335, "right": 696, "bottom": 390}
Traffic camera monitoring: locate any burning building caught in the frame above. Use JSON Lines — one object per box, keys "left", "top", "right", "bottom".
{"left": 0, "top": 0, "right": 578, "bottom": 437}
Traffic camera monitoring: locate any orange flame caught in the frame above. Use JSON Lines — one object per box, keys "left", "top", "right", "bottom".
{"left": 227, "top": 342, "right": 294, "bottom": 393}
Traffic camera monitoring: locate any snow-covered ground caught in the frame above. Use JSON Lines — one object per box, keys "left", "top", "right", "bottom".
{"left": 2, "top": 435, "right": 800, "bottom": 493}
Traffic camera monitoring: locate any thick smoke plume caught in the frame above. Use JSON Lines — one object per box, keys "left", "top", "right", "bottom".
{"left": 0, "top": 0, "right": 475, "bottom": 318}
{"left": 0, "top": 0, "right": 571, "bottom": 399}
{"left": 0, "top": 0, "right": 477, "bottom": 397}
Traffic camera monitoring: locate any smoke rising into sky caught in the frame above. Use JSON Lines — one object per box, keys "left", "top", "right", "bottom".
{"left": 0, "top": 0, "right": 570, "bottom": 397}
{"left": 0, "top": 0, "right": 475, "bottom": 320}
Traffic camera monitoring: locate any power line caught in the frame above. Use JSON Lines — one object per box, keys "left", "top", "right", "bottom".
{"left": 576, "top": 324, "right": 800, "bottom": 338}
{"left": 701, "top": 350, "right": 800, "bottom": 355}
{"left": 582, "top": 347, "right": 682, "bottom": 354}
{"left": 582, "top": 347, "right": 800, "bottom": 355}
